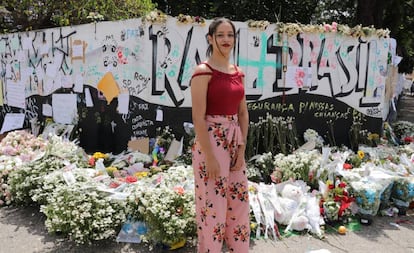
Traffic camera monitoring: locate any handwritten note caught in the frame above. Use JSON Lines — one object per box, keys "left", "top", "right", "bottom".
{"left": 6, "top": 80, "right": 25, "bottom": 109}
{"left": 52, "top": 94, "right": 78, "bottom": 124}
{"left": 117, "top": 93, "right": 129, "bottom": 114}
{"left": 156, "top": 108, "right": 163, "bottom": 121}
{"left": 72, "top": 44, "right": 84, "bottom": 58}
{"left": 84, "top": 87, "right": 94, "bottom": 107}
{"left": 74, "top": 74, "right": 84, "bottom": 93}
{"left": 42, "top": 103, "right": 53, "bottom": 117}
{"left": 0, "top": 113, "right": 25, "bottom": 134}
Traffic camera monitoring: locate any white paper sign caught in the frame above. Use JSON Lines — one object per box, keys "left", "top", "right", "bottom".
{"left": 6, "top": 80, "right": 26, "bottom": 109}
{"left": 42, "top": 103, "right": 53, "bottom": 117}
{"left": 85, "top": 87, "right": 94, "bottom": 107}
{"left": 156, "top": 108, "right": 163, "bottom": 121}
{"left": 117, "top": 93, "right": 129, "bottom": 114}
{"left": 285, "top": 66, "right": 312, "bottom": 88}
{"left": 52, "top": 94, "right": 78, "bottom": 124}
{"left": 74, "top": 74, "right": 84, "bottom": 93}
{"left": 72, "top": 44, "right": 84, "bottom": 58}
{"left": 0, "top": 113, "right": 25, "bottom": 134}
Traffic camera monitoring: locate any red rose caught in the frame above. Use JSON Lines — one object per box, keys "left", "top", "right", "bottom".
{"left": 343, "top": 163, "right": 353, "bottom": 170}
{"left": 404, "top": 136, "right": 413, "bottom": 143}
{"left": 338, "top": 182, "right": 347, "bottom": 188}
{"left": 328, "top": 184, "right": 335, "bottom": 190}
{"left": 126, "top": 175, "right": 138, "bottom": 183}
{"left": 89, "top": 157, "right": 95, "bottom": 166}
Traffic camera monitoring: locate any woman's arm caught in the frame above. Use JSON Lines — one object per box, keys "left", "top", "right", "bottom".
{"left": 191, "top": 65, "right": 220, "bottom": 179}
{"left": 231, "top": 74, "right": 249, "bottom": 171}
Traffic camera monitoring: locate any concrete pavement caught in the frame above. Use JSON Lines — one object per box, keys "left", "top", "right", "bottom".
{"left": 1, "top": 204, "right": 414, "bottom": 253}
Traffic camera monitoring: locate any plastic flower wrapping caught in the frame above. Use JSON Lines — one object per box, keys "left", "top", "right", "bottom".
{"left": 391, "top": 176, "right": 414, "bottom": 207}
{"left": 249, "top": 180, "right": 324, "bottom": 239}
{"left": 348, "top": 170, "right": 394, "bottom": 216}
{"left": 319, "top": 179, "right": 355, "bottom": 222}
{"left": 40, "top": 180, "right": 128, "bottom": 244}
{"left": 127, "top": 166, "right": 196, "bottom": 246}
{"left": 303, "top": 129, "right": 325, "bottom": 148}
{"left": 271, "top": 150, "right": 322, "bottom": 188}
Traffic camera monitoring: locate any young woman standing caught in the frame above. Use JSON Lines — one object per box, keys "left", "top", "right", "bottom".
{"left": 191, "top": 17, "right": 250, "bottom": 253}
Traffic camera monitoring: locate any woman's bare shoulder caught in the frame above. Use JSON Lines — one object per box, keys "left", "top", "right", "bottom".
{"left": 193, "top": 63, "right": 212, "bottom": 74}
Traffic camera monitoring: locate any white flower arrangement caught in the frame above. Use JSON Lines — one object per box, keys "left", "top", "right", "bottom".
{"left": 8, "top": 135, "right": 89, "bottom": 205}
{"left": 271, "top": 150, "right": 322, "bottom": 188}
{"left": 392, "top": 120, "right": 414, "bottom": 140}
{"left": 8, "top": 155, "right": 68, "bottom": 205}
{"left": 32, "top": 167, "right": 96, "bottom": 204}
{"left": 248, "top": 152, "right": 275, "bottom": 184}
{"left": 128, "top": 165, "right": 196, "bottom": 246}
{"left": 40, "top": 181, "right": 127, "bottom": 245}
{"left": 142, "top": 10, "right": 168, "bottom": 24}
{"left": 303, "top": 128, "right": 325, "bottom": 148}
{"left": 177, "top": 14, "right": 206, "bottom": 25}
{"left": 247, "top": 20, "right": 270, "bottom": 30}
{"left": 275, "top": 22, "right": 390, "bottom": 38}
{"left": 86, "top": 12, "right": 104, "bottom": 22}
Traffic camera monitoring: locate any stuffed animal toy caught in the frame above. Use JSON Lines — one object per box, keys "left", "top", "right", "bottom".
{"left": 275, "top": 183, "right": 310, "bottom": 231}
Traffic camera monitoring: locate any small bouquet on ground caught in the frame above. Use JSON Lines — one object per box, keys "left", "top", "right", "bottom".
{"left": 348, "top": 176, "right": 390, "bottom": 216}
{"left": 127, "top": 166, "right": 196, "bottom": 248}
{"left": 391, "top": 176, "right": 414, "bottom": 209}
{"left": 319, "top": 178, "right": 354, "bottom": 223}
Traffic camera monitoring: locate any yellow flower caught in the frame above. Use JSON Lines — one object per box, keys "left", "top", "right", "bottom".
{"left": 250, "top": 222, "right": 257, "bottom": 230}
{"left": 367, "top": 133, "right": 379, "bottom": 140}
{"left": 106, "top": 166, "right": 118, "bottom": 177}
{"left": 248, "top": 185, "right": 257, "bottom": 193}
{"left": 135, "top": 171, "right": 149, "bottom": 179}
{"left": 357, "top": 150, "right": 365, "bottom": 160}
{"left": 93, "top": 152, "right": 109, "bottom": 160}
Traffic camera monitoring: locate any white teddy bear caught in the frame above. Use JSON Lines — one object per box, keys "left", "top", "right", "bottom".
{"left": 275, "top": 183, "right": 310, "bottom": 232}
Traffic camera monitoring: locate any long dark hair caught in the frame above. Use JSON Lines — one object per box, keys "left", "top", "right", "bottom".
{"left": 206, "top": 17, "right": 236, "bottom": 57}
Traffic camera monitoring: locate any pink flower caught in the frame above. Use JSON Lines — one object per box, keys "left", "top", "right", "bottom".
{"left": 331, "top": 22, "right": 337, "bottom": 32}
{"left": 173, "top": 185, "right": 185, "bottom": 195}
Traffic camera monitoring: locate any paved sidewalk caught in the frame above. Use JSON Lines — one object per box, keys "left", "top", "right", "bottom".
{"left": 1, "top": 205, "right": 414, "bottom": 253}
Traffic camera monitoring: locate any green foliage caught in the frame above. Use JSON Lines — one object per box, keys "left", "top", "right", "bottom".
{"left": 311, "top": 0, "right": 357, "bottom": 25}
{"left": 154, "top": 0, "right": 319, "bottom": 23}
{"left": 0, "top": 0, "right": 156, "bottom": 33}
{"left": 246, "top": 114, "right": 300, "bottom": 159}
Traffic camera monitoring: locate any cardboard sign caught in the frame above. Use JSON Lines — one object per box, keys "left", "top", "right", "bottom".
{"left": 128, "top": 138, "right": 149, "bottom": 154}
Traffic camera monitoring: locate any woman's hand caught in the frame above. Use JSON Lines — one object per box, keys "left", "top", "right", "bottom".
{"left": 206, "top": 155, "right": 221, "bottom": 179}
{"left": 230, "top": 145, "right": 246, "bottom": 171}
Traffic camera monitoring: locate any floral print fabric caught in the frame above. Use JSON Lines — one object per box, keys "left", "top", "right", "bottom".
{"left": 192, "top": 115, "right": 250, "bottom": 253}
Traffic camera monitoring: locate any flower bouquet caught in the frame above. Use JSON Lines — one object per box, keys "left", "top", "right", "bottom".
{"left": 349, "top": 177, "right": 390, "bottom": 216}
{"left": 320, "top": 179, "right": 354, "bottom": 223}
{"left": 40, "top": 180, "right": 128, "bottom": 244}
{"left": 391, "top": 176, "right": 414, "bottom": 208}
{"left": 271, "top": 150, "right": 322, "bottom": 189}
{"left": 128, "top": 166, "right": 196, "bottom": 248}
